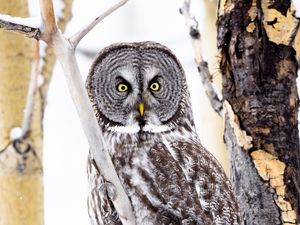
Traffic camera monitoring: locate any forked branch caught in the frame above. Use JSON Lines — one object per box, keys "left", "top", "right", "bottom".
{"left": 0, "top": 0, "right": 135, "bottom": 224}
{"left": 180, "top": 0, "right": 224, "bottom": 117}
{"left": 70, "top": 0, "right": 128, "bottom": 48}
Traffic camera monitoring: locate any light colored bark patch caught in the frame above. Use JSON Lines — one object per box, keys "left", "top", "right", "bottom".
{"left": 251, "top": 149, "right": 297, "bottom": 224}
{"left": 218, "top": 0, "right": 234, "bottom": 16}
{"left": 252, "top": 127, "right": 271, "bottom": 135}
{"left": 0, "top": 173, "right": 43, "bottom": 225}
{"left": 224, "top": 101, "right": 253, "bottom": 150}
{"left": 289, "top": 84, "right": 299, "bottom": 125}
{"left": 246, "top": 0, "right": 257, "bottom": 33}
{"left": 261, "top": 2, "right": 298, "bottom": 45}
{"left": 292, "top": 22, "right": 300, "bottom": 62}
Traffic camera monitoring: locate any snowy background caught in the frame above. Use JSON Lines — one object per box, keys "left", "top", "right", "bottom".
{"left": 29, "top": 0, "right": 213, "bottom": 224}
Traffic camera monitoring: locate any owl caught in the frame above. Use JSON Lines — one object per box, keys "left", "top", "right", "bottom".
{"left": 86, "top": 42, "right": 240, "bottom": 225}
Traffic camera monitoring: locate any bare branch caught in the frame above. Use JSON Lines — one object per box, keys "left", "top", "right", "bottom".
{"left": 69, "top": 0, "right": 128, "bottom": 48}
{"left": 39, "top": 0, "right": 57, "bottom": 41}
{"left": 0, "top": 16, "right": 41, "bottom": 39}
{"left": 40, "top": 0, "right": 74, "bottom": 110}
{"left": 180, "top": 0, "right": 224, "bottom": 117}
{"left": 22, "top": 40, "right": 40, "bottom": 138}
{"left": 51, "top": 32, "right": 135, "bottom": 224}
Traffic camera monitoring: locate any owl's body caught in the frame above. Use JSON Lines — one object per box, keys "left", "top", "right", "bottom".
{"left": 86, "top": 42, "right": 240, "bottom": 225}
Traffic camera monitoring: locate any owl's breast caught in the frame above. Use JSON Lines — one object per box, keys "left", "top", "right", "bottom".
{"left": 107, "top": 133, "right": 164, "bottom": 224}
{"left": 108, "top": 132, "right": 158, "bottom": 173}
{"left": 104, "top": 131, "right": 207, "bottom": 224}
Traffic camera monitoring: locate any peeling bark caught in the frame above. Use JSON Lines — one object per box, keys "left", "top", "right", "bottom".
{"left": 218, "top": 0, "right": 300, "bottom": 224}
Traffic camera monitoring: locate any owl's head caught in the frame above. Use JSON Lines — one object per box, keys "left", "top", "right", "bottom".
{"left": 86, "top": 42, "right": 190, "bottom": 134}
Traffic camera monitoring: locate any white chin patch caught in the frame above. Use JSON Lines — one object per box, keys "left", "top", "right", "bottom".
{"left": 108, "top": 123, "right": 140, "bottom": 133}
{"left": 143, "top": 124, "right": 170, "bottom": 133}
{"left": 108, "top": 123, "right": 170, "bottom": 134}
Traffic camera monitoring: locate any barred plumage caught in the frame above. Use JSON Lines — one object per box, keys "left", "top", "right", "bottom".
{"left": 86, "top": 42, "right": 240, "bottom": 224}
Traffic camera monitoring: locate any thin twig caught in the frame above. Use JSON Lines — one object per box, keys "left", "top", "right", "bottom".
{"left": 180, "top": 0, "right": 224, "bottom": 117}
{"left": 77, "top": 48, "right": 98, "bottom": 59}
{"left": 69, "top": 0, "right": 128, "bottom": 48}
{"left": 22, "top": 40, "right": 40, "bottom": 138}
{"left": 0, "top": 17, "right": 41, "bottom": 39}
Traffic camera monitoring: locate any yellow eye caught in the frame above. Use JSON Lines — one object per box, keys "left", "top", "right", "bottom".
{"left": 117, "top": 83, "right": 128, "bottom": 92}
{"left": 149, "top": 82, "right": 160, "bottom": 91}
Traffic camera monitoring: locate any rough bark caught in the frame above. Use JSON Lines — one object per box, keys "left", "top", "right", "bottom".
{"left": 217, "top": 0, "right": 300, "bottom": 224}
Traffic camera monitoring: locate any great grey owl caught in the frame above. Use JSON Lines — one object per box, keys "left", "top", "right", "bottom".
{"left": 86, "top": 42, "right": 240, "bottom": 225}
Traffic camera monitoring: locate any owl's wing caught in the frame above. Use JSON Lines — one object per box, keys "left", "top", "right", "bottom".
{"left": 138, "top": 140, "right": 240, "bottom": 225}
{"left": 168, "top": 140, "right": 240, "bottom": 225}
{"left": 87, "top": 141, "right": 240, "bottom": 225}
{"left": 87, "top": 153, "right": 122, "bottom": 225}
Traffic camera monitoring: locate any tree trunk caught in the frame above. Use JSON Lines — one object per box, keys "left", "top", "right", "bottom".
{"left": 217, "top": 0, "right": 300, "bottom": 224}
{"left": 0, "top": 1, "right": 73, "bottom": 224}
{"left": 0, "top": 1, "right": 43, "bottom": 224}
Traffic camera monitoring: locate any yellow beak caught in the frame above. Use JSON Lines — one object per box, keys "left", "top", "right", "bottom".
{"left": 139, "top": 102, "right": 145, "bottom": 117}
